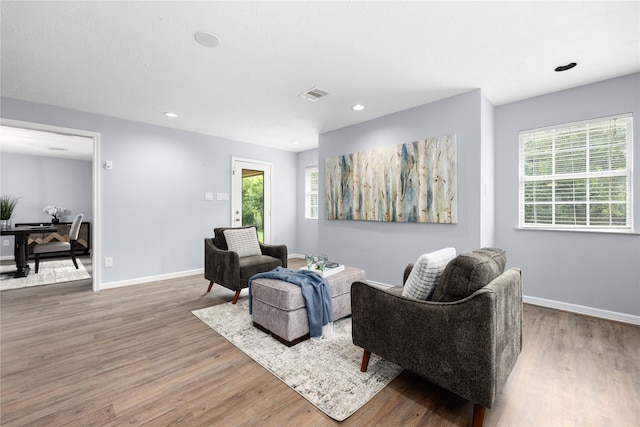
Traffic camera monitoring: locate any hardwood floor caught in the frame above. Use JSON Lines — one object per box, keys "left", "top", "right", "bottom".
{"left": 1, "top": 259, "right": 638, "bottom": 426}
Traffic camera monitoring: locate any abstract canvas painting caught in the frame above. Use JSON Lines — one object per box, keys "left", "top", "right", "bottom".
{"left": 325, "top": 134, "right": 457, "bottom": 223}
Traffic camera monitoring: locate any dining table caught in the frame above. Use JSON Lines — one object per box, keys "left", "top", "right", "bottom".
{"left": 1, "top": 225, "right": 57, "bottom": 278}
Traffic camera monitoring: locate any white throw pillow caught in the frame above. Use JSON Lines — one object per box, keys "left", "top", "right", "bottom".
{"left": 402, "top": 247, "right": 457, "bottom": 301}
{"left": 224, "top": 228, "right": 262, "bottom": 258}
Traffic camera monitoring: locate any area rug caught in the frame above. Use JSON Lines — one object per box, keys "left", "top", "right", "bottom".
{"left": 0, "top": 259, "right": 91, "bottom": 291}
{"left": 192, "top": 300, "right": 402, "bottom": 421}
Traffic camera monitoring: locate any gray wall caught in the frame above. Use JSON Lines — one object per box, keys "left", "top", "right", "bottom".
{"left": 4, "top": 73, "right": 638, "bottom": 316}
{"left": 296, "top": 149, "right": 319, "bottom": 255}
{"left": 494, "top": 73, "right": 640, "bottom": 316}
{"left": 318, "top": 90, "right": 488, "bottom": 285}
{"left": 0, "top": 152, "right": 92, "bottom": 257}
{"left": 316, "top": 74, "right": 639, "bottom": 317}
{"left": 1, "top": 97, "right": 298, "bottom": 285}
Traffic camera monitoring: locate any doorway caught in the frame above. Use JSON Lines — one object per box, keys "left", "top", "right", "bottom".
{"left": 231, "top": 158, "right": 272, "bottom": 244}
{"left": 0, "top": 119, "right": 101, "bottom": 291}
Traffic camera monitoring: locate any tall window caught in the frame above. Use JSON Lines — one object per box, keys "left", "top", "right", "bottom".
{"left": 305, "top": 166, "right": 319, "bottom": 220}
{"left": 519, "top": 114, "right": 633, "bottom": 231}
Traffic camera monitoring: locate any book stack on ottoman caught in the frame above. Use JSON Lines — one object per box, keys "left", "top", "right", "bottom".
{"left": 251, "top": 265, "right": 366, "bottom": 346}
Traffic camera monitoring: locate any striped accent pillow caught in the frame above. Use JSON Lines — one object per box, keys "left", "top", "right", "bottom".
{"left": 223, "top": 228, "right": 261, "bottom": 258}
{"left": 402, "top": 247, "right": 456, "bottom": 301}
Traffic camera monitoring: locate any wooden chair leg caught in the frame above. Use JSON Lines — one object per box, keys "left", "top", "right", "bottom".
{"left": 206, "top": 281, "right": 214, "bottom": 293}
{"left": 360, "top": 350, "right": 371, "bottom": 372}
{"left": 232, "top": 290, "right": 241, "bottom": 304}
{"left": 472, "top": 404, "right": 487, "bottom": 427}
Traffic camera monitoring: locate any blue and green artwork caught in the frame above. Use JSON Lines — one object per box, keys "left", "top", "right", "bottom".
{"left": 325, "top": 134, "right": 457, "bottom": 223}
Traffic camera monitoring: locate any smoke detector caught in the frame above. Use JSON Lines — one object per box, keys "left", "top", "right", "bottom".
{"left": 299, "top": 87, "right": 329, "bottom": 102}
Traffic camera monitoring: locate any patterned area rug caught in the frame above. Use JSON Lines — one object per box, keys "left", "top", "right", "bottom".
{"left": 192, "top": 299, "right": 402, "bottom": 421}
{"left": 0, "top": 259, "right": 90, "bottom": 291}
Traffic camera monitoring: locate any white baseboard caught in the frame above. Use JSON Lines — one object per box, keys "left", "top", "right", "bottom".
{"left": 99, "top": 254, "right": 306, "bottom": 290}
{"left": 523, "top": 295, "right": 639, "bottom": 326}
{"left": 99, "top": 267, "right": 639, "bottom": 326}
{"left": 1, "top": 255, "right": 14, "bottom": 261}
{"left": 100, "top": 268, "right": 204, "bottom": 290}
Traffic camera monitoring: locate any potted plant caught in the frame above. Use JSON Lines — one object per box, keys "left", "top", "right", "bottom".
{"left": 43, "top": 205, "right": 65, "bottom": 224}
{"left": 1, "top": 195, "right": 19, "bottom": 229}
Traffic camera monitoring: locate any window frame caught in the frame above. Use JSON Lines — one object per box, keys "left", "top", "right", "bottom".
{"left": 518, "top": 113, "right": 634, "bottom": 233}
{"left": 304, "top": 165, "right": 319, "bottom": 220}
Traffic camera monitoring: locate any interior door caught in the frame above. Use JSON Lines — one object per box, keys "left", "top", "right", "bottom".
{"left": 231, "top": 158, "right": 272, "bottom": 244}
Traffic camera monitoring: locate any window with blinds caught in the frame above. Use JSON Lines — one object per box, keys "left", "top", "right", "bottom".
{"left": 305, "top": 166, "right": 319, "bottom": 220}
{"left": 519, "top": 114, "right": 633, "bottom": 231}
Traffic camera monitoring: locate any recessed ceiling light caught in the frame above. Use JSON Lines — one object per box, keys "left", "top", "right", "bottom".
{"left": 194, "top": 31, "right": 220, "bottom": 48}
{"left": 291, "top": 141, "right": 299, "bottom": 145}
{"left": 164, "top": 112, "right": 178, "bottom": 118}
{"left": 352, "top": 104, "right": 365, "bottom": 111}
{"left": 555, "top": 62, "right": 577, "bottom": 72}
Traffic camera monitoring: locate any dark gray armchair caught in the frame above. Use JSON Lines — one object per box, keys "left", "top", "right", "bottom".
{"left": 351, "top": 248, "right": 522, "bottom": 427}
{"left": 204, "top": 226, "right": 287, "bottom": 304}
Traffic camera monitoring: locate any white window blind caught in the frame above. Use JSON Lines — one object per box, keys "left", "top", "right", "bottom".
{"left": 519, "top": 114, "right": 633, "bottom": 231}
{"left": 305, "top": 166, "right": 319, "bottom": 220}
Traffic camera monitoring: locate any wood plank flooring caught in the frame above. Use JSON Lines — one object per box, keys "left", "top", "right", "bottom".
{"left": 1, "top": 258, "right": 639, "bottom": 426}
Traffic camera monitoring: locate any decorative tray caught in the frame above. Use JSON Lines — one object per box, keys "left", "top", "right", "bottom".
{"left": 299, "top": 263, "right": 345, "bottom": 277}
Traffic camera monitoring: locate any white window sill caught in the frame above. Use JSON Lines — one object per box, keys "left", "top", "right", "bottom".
{"left": 517, "top": 226, "right": 639, "bottom": 235}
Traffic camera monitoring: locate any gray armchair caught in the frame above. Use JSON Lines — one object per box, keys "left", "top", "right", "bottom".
{"left": 204, "top": 226, "right": 287, "bottom": 304}
{"left": 351, "top": 248, "right": 522, "bottom": 427}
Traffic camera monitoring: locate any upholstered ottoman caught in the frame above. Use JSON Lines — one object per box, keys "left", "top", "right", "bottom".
{"left": 251, "top": 266, "right": 366, "bottom": 346}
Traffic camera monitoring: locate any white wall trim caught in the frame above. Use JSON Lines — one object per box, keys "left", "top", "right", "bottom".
{"left": 100, "top": 268, "right": 203, "bottom": 290}
{"left": 0, "top": 118, "right": 101, "bottom": 292}
{"left": 523, "top": 295, "right": 640, "bottom": 326}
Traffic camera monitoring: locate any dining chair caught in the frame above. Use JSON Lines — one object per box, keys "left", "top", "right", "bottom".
{"left": 33, "top": 213, "right": 84, "bottom": 273}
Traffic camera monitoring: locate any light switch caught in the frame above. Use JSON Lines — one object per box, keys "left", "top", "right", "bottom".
{"left": 204, "top": 192, "right": 214, "bottom": 201}
{"left": 217, "top": 193, "right": 229, "bottom": 201}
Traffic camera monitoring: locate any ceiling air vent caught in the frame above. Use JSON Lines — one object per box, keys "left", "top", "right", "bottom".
{"left": 299, "top": 87, "right": 328, "bottom": 102}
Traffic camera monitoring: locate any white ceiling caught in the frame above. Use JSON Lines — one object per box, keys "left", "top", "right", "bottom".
{"left": 0, "top": 125, "right": 93, "bottom": 161}
{"left": 1, "top": 1, "right": 638, "bottom": 153}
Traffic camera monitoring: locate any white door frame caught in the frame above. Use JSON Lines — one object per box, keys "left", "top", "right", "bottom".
{"left": 231, "top": 157, "right": 272, "bottom": 244}
{"left": 1, "top": 118, "right": 101, "bottom": 292}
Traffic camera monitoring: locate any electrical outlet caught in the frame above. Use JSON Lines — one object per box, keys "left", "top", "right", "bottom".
{"left": 3, "top": 239, "right": 10, "bottom": 247}
{"left": 105, "top": 257, "right": 113, "bottom": 268}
